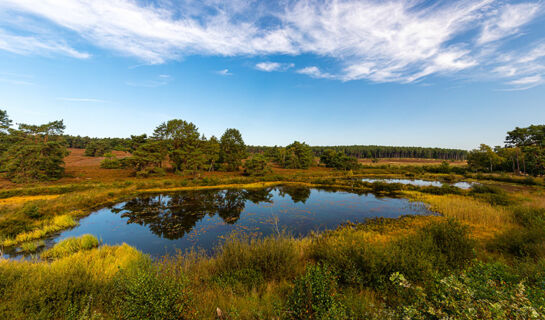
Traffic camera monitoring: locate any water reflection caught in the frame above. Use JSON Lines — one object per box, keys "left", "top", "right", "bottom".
{"left": 361, "top": 178, "right": 475, "bottom": 189}
{"left": 30, "top": 186, "right": 432, "bottom": 257}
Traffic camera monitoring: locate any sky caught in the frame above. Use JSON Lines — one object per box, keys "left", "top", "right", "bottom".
{"left": 0, "top": 0, "right": 544, "bottom": 150}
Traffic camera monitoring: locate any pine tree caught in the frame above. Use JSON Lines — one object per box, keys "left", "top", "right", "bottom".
{"left": 219, "top": 128, "right": 247, "bottom": 171}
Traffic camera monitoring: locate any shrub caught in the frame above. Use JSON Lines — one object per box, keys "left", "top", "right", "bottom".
{"left": 285, "top": 264, "right": 346, "bottom": 320}
{"left": 20, "top": 201, "right": 43, "bottom": 219}
{"left": 390, "top": 264, "right": 544, "bottom": 319}
{"left": 488, "top": 207, "right": 545, "bottom": 259}
{"left": 243, "top": 154, "right": 272, "bottom": 176}
{"left": 309, "top": 219, "right": 475, "bottom": 287}
{"left": 135, "top": 167, "right": 166, "bottom": 178}
{"left": 84, "top": 141, "right": 111, "bottom": 157}
{"left": 100, "top": 153, "right": 123, "bottom": 169}
{"left": 112, "top": 259, "right": 193, "bottom": 320}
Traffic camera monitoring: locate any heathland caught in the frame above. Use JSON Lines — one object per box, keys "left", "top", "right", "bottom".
{"left": 0, "top": 110, "right": 544, "bottom": 319}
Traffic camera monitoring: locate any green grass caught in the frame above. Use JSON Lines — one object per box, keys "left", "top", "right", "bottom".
{"left": 40, "top": 234, "right": 99, "bottom": 260}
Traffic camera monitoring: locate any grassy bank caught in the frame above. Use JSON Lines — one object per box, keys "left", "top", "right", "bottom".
{"left": 0, "top": 168, "right": 544, "bottom": 319}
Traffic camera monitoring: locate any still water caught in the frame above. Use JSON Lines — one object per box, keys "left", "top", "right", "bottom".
{"left": 15, "top": 186, "right": 434, "bottom": 258}
{"left": 361, "top": 178, "right": 475, "bottom": 189}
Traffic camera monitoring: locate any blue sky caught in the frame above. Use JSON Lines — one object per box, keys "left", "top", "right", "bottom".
{"left": 0, "top": 0, "right": 544, "bottom": 149}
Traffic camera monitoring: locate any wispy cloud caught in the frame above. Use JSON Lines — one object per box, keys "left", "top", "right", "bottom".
{"left": 255, "top": 62, "right": 294, "bottom": 72}
{"left": 296, "top": 66, "right": 334, "bottom": 79}
{"left": 0, "top": 0, "right": 543, "bottom": 87}
{"left": 216, "top": 69, "right": 233, "bottom": 76}
{"left": 125, "top": 74, "right": 173, "bottom": 87}
{"left": 478, "top": 3, "right": 541, "bottom": 44}
{"left": 0, "top": 28, "right": 90, "bottom": 59}
{"left": 57, "top": 97, "right": 108, "bottom": 103}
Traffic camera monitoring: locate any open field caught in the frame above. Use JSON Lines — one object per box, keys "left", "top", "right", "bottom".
{"left": 358, "top": 158, "right": 467, "bottom": 166}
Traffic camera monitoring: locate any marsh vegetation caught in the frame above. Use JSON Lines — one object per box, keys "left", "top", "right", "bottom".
{"left": 0, "top": 110, "right": 544, "bottom": 319}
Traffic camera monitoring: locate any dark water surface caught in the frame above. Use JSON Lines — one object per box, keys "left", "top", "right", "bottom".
{"left": 11, "top": 186, "right": 434, "bottom": 258}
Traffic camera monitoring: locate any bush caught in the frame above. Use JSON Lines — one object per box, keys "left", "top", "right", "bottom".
{"left": 488, "top": 207, "right": 545, "bottom": 259}
{"left": 100, "top": 153, "right": 123, "bottom": 169}
{"left": 243, "top": 154, "right": 272, "bottom": 176}
{"left": 84, "top": 141, "right": 111, "bottom": 157}
{"left": 20, "top": 201, "right": 43, "bottom": 219}
{"left": 112, "top": 259, "right": 193, "bottom": 320}
{"left": 285, "top": 264, "right": 347, "bottom": 320}
{"left": 309, "top": 219, "right": 475, "bottom": 287}
{"left": 135, "top": 167, "right": 166, "bottom": 178}
{"left": 390, "top": 263, "right": 544, "bottom": 319}
{"left": 470, "top": 185, "right": 513, "bottom": 206}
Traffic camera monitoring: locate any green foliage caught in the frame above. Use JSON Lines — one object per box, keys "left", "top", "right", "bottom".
{"left": 243, "top": 154, "right": 271, "bottom": 176}
{"left": 84, "top": 141, "right": 111, "bottom": 157}
{"left": 320, "top": 149, "right": 360, "bottom": 170}
{"left": 283, "top": 141, "right": 314, "bottom": 169}
{"left": 250, "top": 145, "right": 468, "bottom": 160}
{"left": 0, "top": 109, "right": 11, "bottom": 132}
{"left": 20, "top": 201, "right": 43, "bottom": 219}
{"left": 153, "top": 119, "right": 207, "bottom": 173}
{"left": 125, "top": 140, "right": 167, "bottom": 174}
{"left": 390, "top": 263, "right": 544, "bottom": 319}
{"left": 1, "top": 119, "right": 69, "bottom": 182}
{"left": 214, "top": 234, "right": 300, "bottom": 285}
{"left": 285, "top": 264, "right": 347, "bottom": 320}
{"left": 488, "top": 207, "right": 545, "bottom": 259}
{"left": 468, "top": 144, "right": 502, "bottom": 172}
{"left": 112, "top": 259, "right": 193, "bottom": 320}
{"left": 204, "top": 135, "right": 220, "bottom": 171}
{"left": 99, "top": 153, "right": 123, "bottom": 169}
{"left": 310, "top": 219, "right": 475, "bottom": 287}
{"left": 41, "top": 234, "right": 100, "bottom": 260}
{"left": 219, "top": 128, "right": 247, "bottom": 171}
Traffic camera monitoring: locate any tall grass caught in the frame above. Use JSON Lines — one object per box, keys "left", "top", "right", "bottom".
{"left": 41, "top": 234, "right": 99, "bottom": 260}
{"left": 2, "top": 215, "right": 77, "bottom": 247}
{"left": 213, "top": 233, "right": 302, "bottom": 284}
{"left": 409, "top": 192, "right": 513, "bottom": 239}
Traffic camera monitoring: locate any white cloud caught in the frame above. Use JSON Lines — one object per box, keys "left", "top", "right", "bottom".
{"left": 296, "top": 66, "right": 334, "bottom": 79}
{"left": 0, "top": 28, "right": 89, "bottom": 59}
{"left": 478, "top": 3, "right": 541, "bottom": 44}
{"left": 216, "top": 69, "right": 232, "bottom": 76}
{"left": 0, "top": 0, "right": 543, "bottom": 86}
{"left": 508, "top": 75, "right": 542, "bottom": 86}
{"left": 255, "top": 62, "right": 294, "bottom": 72}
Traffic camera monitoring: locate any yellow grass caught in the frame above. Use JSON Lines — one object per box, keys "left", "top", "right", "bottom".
{"left": 0, "top": 195, "right": 60, "bottom": 206}
{"left": 2, "top": 214, "right": 77, "bottom": 247}
{"left": 0, "top": 244, "right": 144, "bottom": 281}
{"left": 406, "top": 191, "right": 514, "bottom": 240}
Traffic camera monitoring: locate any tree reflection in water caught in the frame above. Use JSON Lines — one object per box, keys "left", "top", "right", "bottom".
{"left": 110, "top": 186, "right": 311, "bottom": 240}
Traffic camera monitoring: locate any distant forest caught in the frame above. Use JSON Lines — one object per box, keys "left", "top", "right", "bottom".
{"left": 63, "top": 136, "right": 467, "bottom": 160}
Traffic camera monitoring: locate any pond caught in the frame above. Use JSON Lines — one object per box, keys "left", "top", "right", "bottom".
{"left": 8, "top": 186, "right": 434, "bottom": 258}
{"left": 361, "top": 178, "right": 475, "bottom": 189}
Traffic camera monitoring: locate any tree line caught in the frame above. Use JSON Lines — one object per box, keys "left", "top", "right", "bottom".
{"left": 249, "top": 145, "right": 467, "bottom": 160}
{"left": 468, "top": 125, "right": 545, "bottom": 176}
{"left": 0, "top": 109, "right": 323, "bottom": 182}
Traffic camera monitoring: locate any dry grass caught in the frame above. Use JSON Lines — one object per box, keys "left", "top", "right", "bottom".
{"left": 406, "top": 191, "right": 514, "bottom": 240}
{"left": 0, "top": 195, "right": 60, "bottom": 205}
{"left": 2, "top": 215, "right": 77, "bottom": 247}
{"left": 359, "top": 158, "right": 466, "bottom": 166}
{"left": 41, "top": 234, "right": 99, "bottom": 260}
